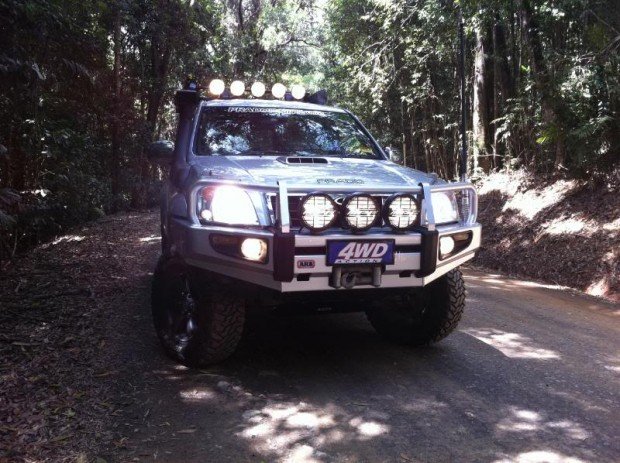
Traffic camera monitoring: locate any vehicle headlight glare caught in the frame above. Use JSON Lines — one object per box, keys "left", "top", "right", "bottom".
{"left": 291, "top": 84, "right": 306, "bottom": 100}
{"left": 208, "top": 79, "right": 225, "bottom": 96}
{"left": 300, "top": 194, "right": 338, "bottom": 231}
{"left": 343, "top": 194, "right": 380, "bottom": 231}
{"left": 271, "top": 83, "right": 286, "bottom": 99}
{"left": 198, "top": 186, "right": 259, "bottom": 225}
{"left": 230, "top": 80, "right": 245, "bottom": 96}
{"left": 385, "top": 194, "right": 419, "bottom": 230}
{"left": 431, "top": 192, "right": 459, "bottom": 224}
{"left": 251, "top": 81, "right": 266, "bottom": 98}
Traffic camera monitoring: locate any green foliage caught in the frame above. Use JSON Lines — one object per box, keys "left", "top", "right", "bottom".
{"left": 324, "top": 0, "right": 620, "bottom": 177}
{"left": 0, "top": 0, "right": 618, "bottom": 259}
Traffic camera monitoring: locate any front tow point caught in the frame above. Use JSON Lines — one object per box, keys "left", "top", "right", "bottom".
{"left": 330, "top": 266, "right": 382, "bottom": 289}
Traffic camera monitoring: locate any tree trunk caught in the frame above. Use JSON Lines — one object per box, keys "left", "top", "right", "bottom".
{"left": 472, "top": 23, "right": 493, "bottom": 173}
{"left": 520, "top": 0, "right": 565, "bottom": 169}
{"left": 492, "top": 17, "right": 514, "bottom": 165}
{"left": 131, "top": 29, "right": 172, "bottom": 209}
{"left": 111, "top": 8, "right": 122, "bottom": 212}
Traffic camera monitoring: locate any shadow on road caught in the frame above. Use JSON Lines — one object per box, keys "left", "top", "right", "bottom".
{"left": 108, "top": 281, "right": 619, "bottom": 462}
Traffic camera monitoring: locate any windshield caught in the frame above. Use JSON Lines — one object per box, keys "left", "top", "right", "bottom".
{"left": 194, "top": 106, "right": 382, "bottom": 159}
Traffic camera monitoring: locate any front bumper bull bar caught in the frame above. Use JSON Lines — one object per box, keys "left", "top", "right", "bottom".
{"left": 176, "top": 180, "right": 480, "bottom": 292}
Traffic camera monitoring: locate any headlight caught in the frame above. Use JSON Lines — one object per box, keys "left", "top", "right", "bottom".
{"left": 300, "top": 193, "right": 338, "bottom": 231}
{"left": 343, "top": 194, "right": 380, "bottom": 231}
{"left": 431, "top": 192, "right": 459, "bottom": 224}
{"left": 198, "top": 186, "right": 259, "bottom": 225}
{"left": 384, "top": 194, "right": 420, "bottom": 230}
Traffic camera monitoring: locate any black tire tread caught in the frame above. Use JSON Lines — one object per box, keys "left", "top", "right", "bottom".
{"left": 430, "top": 268, "right": 466, "bottom": 343}
{"left": 151, "top": 255, "right": 245, "bottom": 367}
{"left": 365, "top": 268, "right": 466, "bottom": 346}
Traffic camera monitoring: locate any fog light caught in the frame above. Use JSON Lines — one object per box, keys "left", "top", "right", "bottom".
{"left": 439, "top": 236, "right": 455, "bottom": 257}
{"left": 240, "top": 238, "right": 268, "bottom": 262}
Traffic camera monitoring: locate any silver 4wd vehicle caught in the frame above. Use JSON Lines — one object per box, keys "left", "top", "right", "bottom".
{"left": 148, "top": 81, "right": 481, "bottom": 367}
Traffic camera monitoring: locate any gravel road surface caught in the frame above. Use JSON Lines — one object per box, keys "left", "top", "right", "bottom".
{"left": 103, "top": 233, "right": 619, "bottom": 462}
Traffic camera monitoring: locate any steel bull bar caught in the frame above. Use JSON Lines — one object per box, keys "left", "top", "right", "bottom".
{"left": 272, "top": 181, "right": 478, "bottom": 283}
{"left": 187, "top": 179, "right": 478, "bottom": 285}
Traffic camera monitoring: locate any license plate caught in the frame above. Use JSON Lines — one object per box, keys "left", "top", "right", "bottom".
{"left": 327, "top": 240, "right": 395, "bottom": 265}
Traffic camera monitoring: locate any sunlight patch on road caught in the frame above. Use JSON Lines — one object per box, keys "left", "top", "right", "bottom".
{"left": 496, "top": 407, "right": 590, "bottom": 442}
{"left": 348, "top": 417, "right": 389, "bottom": 438}
{"left": 401, "top": 398, "right": 448, "bottom": 413}
{"left": 179, "top": 387, "right": 216, "bottom": 401}
{"left": 601, "top": 355, "right": 620, "bottom": 374}
{"left": 493, "top": 450, "right": 587, "bottom": 463}
{"left": 237, "top": 400, "right": 390, "bottom": 461}
{"left": 51, "top": 235, "right": 86, "bottom": 245}
{"left": 139, "top": 235, "right": 161, "bottom": 243}
{"left": 463, "top": 328, "right": 560, "bottom": 359}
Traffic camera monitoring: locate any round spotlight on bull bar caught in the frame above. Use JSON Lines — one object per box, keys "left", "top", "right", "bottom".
{"left": 342, "top": 194, "right": 380, "bottom": 232}
{"left": 299, "top": 193, "right": 338, "bottom": 232}
{"left": 383, "top": 193, "right": 420, "bottom": 231}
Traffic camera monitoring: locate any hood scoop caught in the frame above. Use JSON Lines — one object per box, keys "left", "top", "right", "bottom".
{"left": 278, "top": 156, "right": 329, "bottom": 165}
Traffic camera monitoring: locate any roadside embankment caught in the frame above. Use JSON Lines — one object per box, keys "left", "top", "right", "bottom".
{"left": 473, "top": 170, "right": 619, "bottom": 302}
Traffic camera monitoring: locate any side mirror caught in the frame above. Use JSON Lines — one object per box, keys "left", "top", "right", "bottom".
{"left": 147, "top": 140, "right": 174, "bottom": 165}
{"left": 384, "top": 146, "right": 402, "bottom": 164}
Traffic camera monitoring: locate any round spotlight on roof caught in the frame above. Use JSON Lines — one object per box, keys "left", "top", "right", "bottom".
{"left": 343, "top": 194, "right": 380, "bottom": 231}
{"left": 208, "top": 79, "right": 225, "bottom": 96}
{"left": 291, "top": 84, "right": 306, "bottom": 100}
{"left": 271, "top": 83, "right": 287, "bottom": 99}
{"left": 299, "top": 193, "right": 338, "bottom": 232}
{"left": 251, "top": 81, "right": 266, "bottom": 98}
{"left": 384, "top": 194, "right": 420, "bottom": 231}
{"left": 230, "top": 80, "right": 245, "bottom": 96}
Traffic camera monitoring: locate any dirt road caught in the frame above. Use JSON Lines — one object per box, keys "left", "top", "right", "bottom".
{"left": 2, "top": 212, "right": 618, "bottom": 462}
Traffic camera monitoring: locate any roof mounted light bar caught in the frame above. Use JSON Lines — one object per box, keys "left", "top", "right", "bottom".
{"left": 193, "top": 78, "right": 327, "bottom": 105}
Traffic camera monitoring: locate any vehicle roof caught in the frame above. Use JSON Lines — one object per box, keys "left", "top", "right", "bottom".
{"left": 201, "top": 98, "right": 346, "bottom": 113}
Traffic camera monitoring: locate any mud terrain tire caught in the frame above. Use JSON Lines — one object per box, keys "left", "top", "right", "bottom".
{"left": 365, "top": 269, "right": 465, "bottom": 345}
{"left": 151, "top": 255, "right": 245, "bottom": 367}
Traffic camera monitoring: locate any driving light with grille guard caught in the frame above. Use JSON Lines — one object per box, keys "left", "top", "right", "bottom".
{"left": 208, "top": 79, "right": 225, "bottom": 96}
{"left": 198, "top": 186, "right": 259, "bottom": 225}
{"left": 272, "top": 83, "right": 286, "bottom": 99}
{"left": 251, "top": 81, "right": 266, "bottom": 97}
{"left": 230, "top": 80, "right": 245, "bottom": 96}
{"left": 384, "top": 194, "right": 420, "bottom": 230}
{"left": 343, "top": 194, "right": 380, "bottom": 231}
{"left": 300, "top": 194, "right": 338, "bottom": 231}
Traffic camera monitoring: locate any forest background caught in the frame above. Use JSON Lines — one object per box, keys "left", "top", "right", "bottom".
{"left": 1, "top": 0, "right": 618, "bottom": 285}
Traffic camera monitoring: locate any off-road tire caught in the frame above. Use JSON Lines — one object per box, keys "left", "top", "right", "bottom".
{"left": 365, "top": 269, "right": 466, "bottom": 345}
{"left": 151, "top": 255, "right": 245, "bottom": 367}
